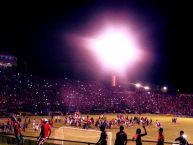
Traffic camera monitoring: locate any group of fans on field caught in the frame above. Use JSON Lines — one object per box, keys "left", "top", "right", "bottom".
{"left": 0, "top": 114, "right": 51, "bottom": 145}
{"left": 0, "top": 112, "right": 190, "bottom": 145}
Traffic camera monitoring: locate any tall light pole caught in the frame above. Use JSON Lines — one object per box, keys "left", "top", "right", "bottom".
{"left": 112, "top": 74, "right": 117, "bottom": 87}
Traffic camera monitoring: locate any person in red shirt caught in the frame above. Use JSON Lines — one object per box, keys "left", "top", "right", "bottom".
{"left": 37, "top": 118, "right": 51, "bottom": 145}
{"left": 14, "top": 118, "right": 24, "bottom": 145}
{"left": 157, "top": 128, "right": 164, "bottom": 145}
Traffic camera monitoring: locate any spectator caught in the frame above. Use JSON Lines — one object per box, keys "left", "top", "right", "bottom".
{"left": 114, "top": 125, "right": 127, "bottom": 145}
{"left": 175, "top": 131, "right": 189, "bottom": 145}
{"left": 13, "top": 118, "right": 24, "bottom": 145}
{"left": 97, "top": 125, "right": 107, "bottom": 145}
{"left": 133, "top": 126, "right": 147, "bottom": 145}
{"left": 37, "top": 118, "right": 51, "bottom": 145}
{"left": 157, "top": 128, "right": 164, "bottom": 145}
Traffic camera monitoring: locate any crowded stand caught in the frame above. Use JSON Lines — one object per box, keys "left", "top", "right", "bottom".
{"left": 1, "top": 67, "right": 193, "bottom": 116}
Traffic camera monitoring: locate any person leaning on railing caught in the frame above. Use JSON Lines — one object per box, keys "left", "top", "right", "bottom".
{"left": 175, "top": 131, "right": 189, "bottom": 145}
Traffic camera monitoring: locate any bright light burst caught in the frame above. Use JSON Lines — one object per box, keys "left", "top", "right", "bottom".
{"left": 135, "top": 83, "right": 141, "bottom": 88}
{"left": 66, "top": 11, "right": 153, "bottom": 77}
{"left": 163, "top": 86, "right": 167, "bottom": 90}
{"left": 88, "top": 26, "right": 142, "bottom": 73}
{"left": 144, "top": 86, "right": 150, "bottom": 90}
{"left": 182, "top": 134, "right": 187, "bottom": 138}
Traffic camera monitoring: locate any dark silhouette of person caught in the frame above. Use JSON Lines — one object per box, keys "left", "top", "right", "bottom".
{"left": 132, "top": 126, "right": 147, "bottom": 145}
{"left": 114, "top": 125, "right": 127, "bottom": 145}
{"left": 97, "top": 125, "right": 107, "bottom": 145}
{"left": 157, "top": 128, "right": 164, "bottom": 145}
{"left": 175, "top": 131, "right": 189, "bottom": 145}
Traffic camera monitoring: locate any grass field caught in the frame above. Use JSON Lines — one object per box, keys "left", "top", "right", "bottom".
{"left": 1, "top": 114, "right": 193, "bottom": 145}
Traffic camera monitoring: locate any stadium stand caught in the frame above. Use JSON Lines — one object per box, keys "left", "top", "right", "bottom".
{"left": 1, "top": 67, "right": 193, "bottom": 116}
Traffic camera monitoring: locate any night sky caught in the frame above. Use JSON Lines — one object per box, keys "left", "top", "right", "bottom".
{"left": 0, "top": 1, "right": 192, "bottom": 92}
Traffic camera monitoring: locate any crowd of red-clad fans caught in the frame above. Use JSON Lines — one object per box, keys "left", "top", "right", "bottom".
{"left": 1, "top": 68, "right": 193, "bottom": 116}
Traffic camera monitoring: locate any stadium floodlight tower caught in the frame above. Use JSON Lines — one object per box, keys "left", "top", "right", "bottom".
{"left": 88, "top": 26, "right": 142, "bottom": 86}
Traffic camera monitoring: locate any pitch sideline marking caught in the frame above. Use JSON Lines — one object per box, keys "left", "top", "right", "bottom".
{"left": 56, "top": 126, "right": 112, "bottom": 145}
{"left": 59, "top": 126, "right": 101, "bottom": 132}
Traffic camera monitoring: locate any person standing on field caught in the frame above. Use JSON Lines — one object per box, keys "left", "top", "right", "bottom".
{"left": 37, "top": 118, "right": 51, "bottom": 145}
{"left": 114, "top": 125, "right": 127, "bottom": 145}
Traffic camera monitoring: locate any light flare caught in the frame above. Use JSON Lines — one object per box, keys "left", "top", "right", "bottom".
{"left": 87, "top": 27, "right": 142, "bottom": 72}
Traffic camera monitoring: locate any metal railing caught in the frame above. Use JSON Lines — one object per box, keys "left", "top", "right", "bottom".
{"left": 0, "top": 133, "right": 96, "bottom": 145}
{"left": 127, "top": 139, "right": 181, "bottom": 145}
{"left": 0, "top": 133, "right": 192, "bottom": 145}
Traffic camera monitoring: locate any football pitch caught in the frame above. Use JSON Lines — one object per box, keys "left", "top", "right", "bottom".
{"left": 1, "top": 114, "right": 193, "bottom": 145}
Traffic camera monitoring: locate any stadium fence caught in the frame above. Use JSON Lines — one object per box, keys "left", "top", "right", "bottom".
{"left": 0, "top": 133, "right": 191, "bottom": 145}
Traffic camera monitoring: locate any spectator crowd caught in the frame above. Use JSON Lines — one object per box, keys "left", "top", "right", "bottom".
{"left": 1, "top": 68, "right": 193, "bottom": 116}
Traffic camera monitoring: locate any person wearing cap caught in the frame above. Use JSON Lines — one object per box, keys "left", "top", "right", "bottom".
{"left": 175, "top": 131, "right": 189, "bottom": 145}
{"left": 37, "top": 118, "right": 51, "bottom": 145}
